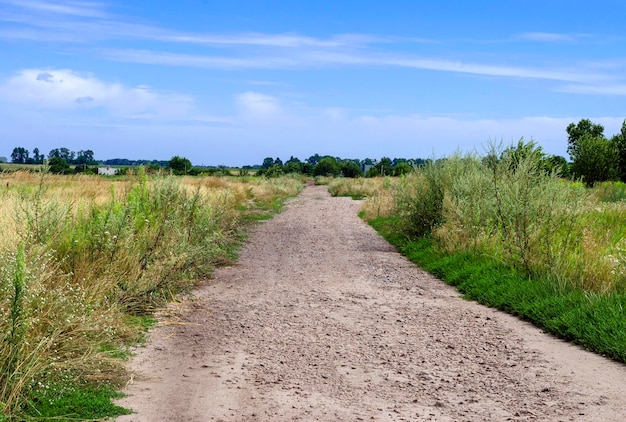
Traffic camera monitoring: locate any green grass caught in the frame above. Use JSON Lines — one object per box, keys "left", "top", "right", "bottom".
{"left": 369, "top": 216, "right": 626, "bottom": 363}
{"left": 24, "top": 383, "right": 131, "bottom": 421}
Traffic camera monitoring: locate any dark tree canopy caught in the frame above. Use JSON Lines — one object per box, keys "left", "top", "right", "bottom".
{"left": 375, "top": 157, "right": 393, "bottom": 176}
{"left": 566, "top": 119, "right": 605, "bottom": 160}
{"left": 611, "top": 119, "right": 626, "bottom": 183}
{"left": 11, "top": 147, "right": 29, "bottom": 164}
{"left": 313, "top": 157, "right": 340, "bottom": 177}
{"left": 261, "top": 157, "right": 275, "bottom": 169}
{"left": 75, "top": 150, "right": 96, "bottom": 165}
{"left": 340, "top": 160, "right": 362, "bottom": 178}
{"left": 571, "top": 134, "right": 618, "bottom": 187}
{"left": 167, "top": 156, "right": 192, "bottom": 175}
{"left": 48, "top": 157, "right": 70, "bottom": 174}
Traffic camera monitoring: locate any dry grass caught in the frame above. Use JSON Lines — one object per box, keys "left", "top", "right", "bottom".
{"left": 0, "top": 170, "right": 303, "bottom": 417}
{"left": 327, "top": 177, "right": 398, "bottom": 220}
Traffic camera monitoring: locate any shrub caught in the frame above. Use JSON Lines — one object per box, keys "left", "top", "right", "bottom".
{"left": 48, "top": 157, "right": 70, "bottom": 174}
{"left": 314, "top": 157, "right": 340, "bottom": 177}
{"left": 340, "top": 161, "right": 362, "bottom": 178}
{"left": 395, "top": 162, "right": 445, "bottom": 238}
{"left": 372, "top": 141, "right": 606, "bottom": 290}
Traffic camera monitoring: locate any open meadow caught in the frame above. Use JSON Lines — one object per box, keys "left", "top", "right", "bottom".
{"left": 0, "top": 169, "right": 302, "bottom": 420}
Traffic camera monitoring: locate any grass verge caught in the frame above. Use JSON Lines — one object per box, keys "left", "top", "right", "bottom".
{"left": 369, "top": 216, "right": 626, "bottom": 363}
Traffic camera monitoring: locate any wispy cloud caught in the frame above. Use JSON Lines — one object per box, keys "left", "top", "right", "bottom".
{"left": 376, "top": 56, "right": 605, "bottom": 84}
{"left": 0, "top": 1, "right": 624, "bottom": 96}
{"left": 102, "top": 49, "right": 299, "bottom": 70}
{"left": 516, "top": 32, "right": 580, "bottom": 42}
{"left": 150, "top": 33, "right": 382, "bottom": 48}
{"left": 0, "top": 1, "right": 382, "bottom": 48}
{"left": 1, "top": 0, "right": 108, "bottom": 18}
{"left": 557, "top": 84, "right": 626, "bottom": 96}
{"left": 103, "top": 47, "right": 610, "bottom": 86}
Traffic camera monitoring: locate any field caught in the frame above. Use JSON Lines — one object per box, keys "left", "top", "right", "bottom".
{"left": 0, "top": 170, "right": 302, "bottom": 420}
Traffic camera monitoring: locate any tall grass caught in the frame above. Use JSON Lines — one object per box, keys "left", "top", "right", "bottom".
{"left": 0, "top": 170, "right": 301, "bottom": 419}
{"left": 389, "top": 148, "right": 626, "bottom": 293}
{"left": 328, "top": 177, "right": 398, "bottom": 220}
{"left": 323, "top": 144, "right": 626, "bottom": 294}
{"left": 343, "top": 145, "right": 626, "bottom": 361}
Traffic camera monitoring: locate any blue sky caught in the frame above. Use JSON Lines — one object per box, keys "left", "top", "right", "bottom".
{"left": 1, "top": 0, "right": 625, "bottom": 166}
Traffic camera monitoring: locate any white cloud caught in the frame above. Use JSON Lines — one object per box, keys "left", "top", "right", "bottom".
{"left": 0, "top": 68, "right": 194, "bottom": 119}
{"left": 236, "top": 92, "right": 280, "bottom": 117}
{"left": 103, "top": 49, "right": 298, "bottom": 70}
{"left": 517, "top": 32, "right": 579, "bottom": 42}
{"left": 102, "top": 45, "right": 612, "bottom": 86}
{"left": 0, "top": 0, "right": 107, "bottom": 19}
{"left": 152, "top": 32, "right": 382, "bottom": 48}
{"left": 557, "top": 84, "right": 626, "bottom": 96}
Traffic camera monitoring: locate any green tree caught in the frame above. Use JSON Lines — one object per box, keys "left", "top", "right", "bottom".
{"left": 32, "top": 147, "right": 42, "bottom": 164}
{"left": 75, "top": 150, "right": 96, "bottom": 165}
{"left": 261, "top": 157, "right": 275, "bottom": 169}
{"left": 366, "top": 167, "right": 381, "bottom": 178}
{"left": 48, "top": 147, "right": 74, "bottom": 162}
{"left": 300, "top": 162, "right": 314, "bottom": 176}
{"left": 167, "top": 156, "right": 192, "bottom": 175}
{"left": 340, "top": 161, "right": 362, "bottom": 178}
{"left": 284, "top": 161, "right": 303, "bottom": 174}
{"left": 307, "top": 154, "right": 322, "bottom": 165}
{"left": 375, "top": 157, "right": 393, "bottom": 176}
{"left": 571, "top": 134, "right": 618, "bottom": 187}
{"left": 545, "top": 155, "right": 571, "bottom": 178}
{"left": 611, "top": 119, "right": 626, "bottom": 182}
{"left": 264, "top": 164, "right": 284, "bottom": 177}
{"left": 314, "top": 157, "right": 340, "bottom": 177}
{"left": 48, "top": 157, "right": 70, "bottom": 174}
{"left": 11, "top": 147, "right": 29, "bottom": 164}
{"left": 393, "top": 162, "right": 412, "bottom": 176}
{"left": 566, "top": 119, "right": 604, "bottom": 159}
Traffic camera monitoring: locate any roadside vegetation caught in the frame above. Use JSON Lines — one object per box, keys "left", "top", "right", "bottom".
{"left": 333, "top": 139, "right": 626, "bottom": 363}
{"left": 0, "top": 169, "right": 301, "bottom": 420}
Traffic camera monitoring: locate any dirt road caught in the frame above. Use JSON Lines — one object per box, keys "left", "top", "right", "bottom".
{"left": 117, "top": 184, "right": 626, "bottom": 421}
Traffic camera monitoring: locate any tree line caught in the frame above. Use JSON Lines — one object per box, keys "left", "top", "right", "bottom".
{"left": 10, "top": 147, "right": 97, "bottom": 166}
{"left": 6, "top": 117, "right": 625, "bottom": 183}
{"left": 249, "top": 155, "right": 430, "bottom": 178}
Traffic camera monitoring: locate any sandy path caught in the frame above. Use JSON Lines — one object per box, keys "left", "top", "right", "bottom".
{"left": 116, "top": 184, "right": 626, "bottom": 421}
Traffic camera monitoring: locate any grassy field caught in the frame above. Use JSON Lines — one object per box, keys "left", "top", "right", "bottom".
{"left": 330, "top": 155, "right": 626, "bottom": 363}
{"left": 0, "top": 170, "right": 302, "bottom": 420}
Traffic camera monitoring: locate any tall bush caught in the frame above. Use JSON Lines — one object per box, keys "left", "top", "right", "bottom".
{"left": 391, "top": 141, "right": 591, "bottom": 287}
{"left": 395, "top": 161, "right": 445, "bottom": 238}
